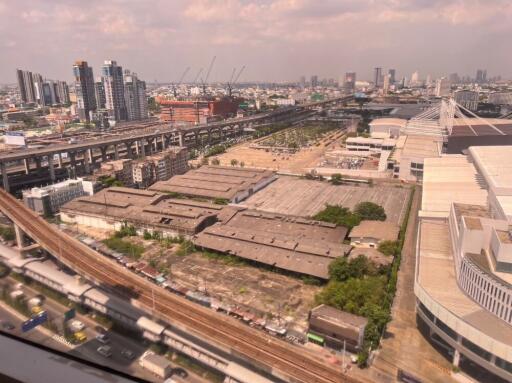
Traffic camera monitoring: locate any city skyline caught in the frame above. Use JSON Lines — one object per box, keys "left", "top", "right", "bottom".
{"left": 1, "top": 0, "right": 512, "bottom": 83}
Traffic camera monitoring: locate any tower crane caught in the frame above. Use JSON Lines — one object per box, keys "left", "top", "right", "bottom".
{"left": 201, "top": 56, "right": 216, "bottom": 96}
{"left": 172, "top": 67, "right": 190, "bottom": 98}
{"left": 227, "top": 65, "right": 245, "bottom": 97}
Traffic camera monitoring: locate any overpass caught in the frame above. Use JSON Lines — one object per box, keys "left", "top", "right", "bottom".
{"left": 0, "top": 187, "right": 359, "bottom": 383}
{"left": 0, "top": 95, "right": 353, "bottom": 191}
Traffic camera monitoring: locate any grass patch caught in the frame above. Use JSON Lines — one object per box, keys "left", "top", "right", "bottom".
{"left": 103, "top": 237, "right": 144, "bottom": 259}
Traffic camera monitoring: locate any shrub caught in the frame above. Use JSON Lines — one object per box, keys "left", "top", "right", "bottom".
{"left": 313, "top": 204, "right": 361, "bottom": 229}
{"left": 354, "top": 202, "right": 386, "bottom": 221}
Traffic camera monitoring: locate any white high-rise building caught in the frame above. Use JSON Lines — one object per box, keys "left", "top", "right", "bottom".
{"left": 102, "top": 60, "right": 127, "bottom": 122}
{"left": 124, "top": 70, "right": 148, "bottom": 121}
{"left": 410, "top": 71, "right": 420, "bottom": 86}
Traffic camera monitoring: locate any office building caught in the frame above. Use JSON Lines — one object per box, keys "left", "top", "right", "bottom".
{"left": 410, "top": 71, "right": 420, "bottom": 86}
{"left": 344, "top": 72, "right": 356, "bottom": 92}
{"left": 435, "top": 77, "right": 451, "bottom": 97}
{"left": 102, "top": 60, "right": 127, "bottom": 122}
{"left": 310, "top": 75, "right": 318, "bottom": 88}
{"left": 124, "top": 70, "right": 148, "bottom": 121}
{"left": 23, "top": 178, "right": 97, "bottom": 216}
{"left": 373, "top": 67, "right": 382, "bottom": 87}
{"left": 383, "top": 74, "right": 390, "bottom": 95}
{"left": 56, "top": 81, "right": 70, "bottom": 105}
{"left": 94, "top": 79, "right": 106, "bottom": 110}
{"left": 449, "top": 73, "right": 460, "bottom": 84}
{"left": 32, "top": 73, "right": 44, "bottom": 105}
{"left": 388, "top": 69, "right": 396, "bottom": 84}
{"left": 299, "top": 76, "right": 306, "bottom": 88}
{"left": 454, "top": 90, "right": 479, "bottom": 111}
{"left": 16, "top": 69, "right": 35, "bottom": 104}
{"left": 476, "top": 69, "right": 487, "bottom": 84}
{"left": 73, "top": 61, "right": 97, "bottom": 122}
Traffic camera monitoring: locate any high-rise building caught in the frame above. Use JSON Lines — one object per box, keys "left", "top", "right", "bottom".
{"left": 344, "top": 72, "right": 356, "bottom": 92}
{"left": 73, "top": 61, "right": 97, "bottom": 122}
{"left": 410, "top": 71, "right": 420, "bottom": 86}
{"left": 310, "top": 75, "right": 318, "bottom": 88}
{"left": 299, "top": 76, "right": 306, "bottom": 88}
{"left": 388, "top": 69, "right": 396, "bottom": 84}
{"left": 449, "top": 73, "right": 460, "bottom": 84}
{"left": 383, "top": 74, "right": 390, "bottom": 95}
{"left": 476, "top": 69, "right": 487, "bottom": 84}
{"left": 435, "top": 77, "right": 451, "bottom": 97}
{"left": 16, "top": 69, "right": 38, "bottom": 104}
{"left": 102, "top": 60, "right": 127, "bottom": 122}
{"left": 123, "top": 70, "right": 148, "bottom": 121}
{"left": 41, "top": 80, "right": 57, "bottom": 106}
{"left": 56, "top": 81, "right": 70, "bottom": 105}
{"left": 32, "top": 73, "right": 44, "bottom": 105}
{"left": 94, "top": 79, "right": 106, "bottom": 110}
{"left": 373, "top": 67, "right": 382, "bottom": 87}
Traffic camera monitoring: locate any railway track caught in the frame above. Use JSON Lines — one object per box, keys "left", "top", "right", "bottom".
{"left": 0, "top": 189, "right": 361, "bottom": 383}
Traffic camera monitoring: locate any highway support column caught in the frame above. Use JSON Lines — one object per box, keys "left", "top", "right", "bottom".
{"left": 48, "top": 155, "right": 55, "bottom": 182}
{"left": 114, "top": 144, "right": 120, "bottom": 160}
{"left": 178, "top": 132, "right": 184, "bottom": 147}
{"left": 14, "top": 224, "right": 25, "bottom": 249}
{"left": 1, "top": 162, "right": 9, "bottom": 192}
{"left": 23, "top": 159, "right": 30, "bottom": 174}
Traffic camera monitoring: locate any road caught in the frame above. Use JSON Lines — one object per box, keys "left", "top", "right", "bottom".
{"left": 0, "top": 184, "right": 357, "bottom": 383}
{"left": 0, "top": 278, "right": 203, "bottom": 383}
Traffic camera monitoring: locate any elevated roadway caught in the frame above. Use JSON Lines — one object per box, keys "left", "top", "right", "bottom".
{"left": 0, "top": 188, "right": 359, "bottom": 383}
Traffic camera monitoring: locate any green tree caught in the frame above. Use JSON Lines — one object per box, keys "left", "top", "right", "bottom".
{"left": 378, "top": 240, "right": 400, "bottom": 257}
{"left": 313, "top": 204, "right": 361, "bottom": 229}
{"left": 328, "top": 255, "right": 376, "bottom": 282}
{"left": 230, "top": 159, "right": 238, "bottom": 167}
{"left": 330, "top": 173, "right": 343, "bottom": 185}
{"left": 211, "top": 158, "right": 220, "bottom": 166}
{"left": 354, "top": 202, "right": 386, "bottom": 221}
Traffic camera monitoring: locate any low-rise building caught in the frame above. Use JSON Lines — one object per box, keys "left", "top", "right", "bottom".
{"left": 308, "top": 304, "right": 368, "bottom": 352}
{"left": 345, "top": 137, "right": 396, "bottom": 153}
{"left": 23, "top": 178, "right": 98, "bottom": 216}
{"left": 349, "top": 220, "right": 399, "bottom": 248}
{"left": 150, "top": 165, "right": 276, "bottom": 203}
{"left": 96, "top": 159, "right": 134, "bottom": 187}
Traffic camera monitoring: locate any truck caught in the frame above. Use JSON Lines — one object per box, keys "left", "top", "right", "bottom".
{"left": 138, "top": 351, "right": 172, "bottom": 379}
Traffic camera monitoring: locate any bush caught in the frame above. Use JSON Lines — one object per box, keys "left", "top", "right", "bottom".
{"left": 211, "top": 158, "right": 220, "bottom": 166}
{"left": 354, "top": 202, "right": 386, "bottom": 221}
{"left": 175, "top": 240, "right": 195, "bottom": 256}
{"left": 328, "top": 255, "right": 378, "bottom": 282}
{"left": 0, "top": 225, "right": 15, "bottom": 241}
{"left": 213, "top": 198, "right": 229, "bottom": 205}
{"left": 114, "top": 223, "right": 137, "bottom": 238}
{"left": 103, "top": 237, "right": 144, "bottom": 259}
{"left": 378, "top": 240, "right": 400, "bottom": 257}
{"left": 330, "top": 173, "right": 343, "bottom": 185}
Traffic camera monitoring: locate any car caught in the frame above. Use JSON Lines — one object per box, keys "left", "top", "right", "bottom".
{"left": 96, "top": 333, "right": 110, "bottom": 344}
{"left": 74, "top": 331, "right": 87, "bottom": 343}
{"left": 121, "top": 348, "right": 135, "bottom": 360}
{"left": 1, "top": 321, "right": 15, "bottom": 331}
{"left": 31, "top": 306, "right": 43, "bottom": 315}
{"left": 70, "top": 320, "right": 85, "bottom": 331}
{"left": 171, "top": 368, "right": 188, "bottom": 378}
{"left": 95, "top": 326, "right": 107, "bottom": 334}
{"left": 96, "top": 345, "right": 112, "bottom": 358}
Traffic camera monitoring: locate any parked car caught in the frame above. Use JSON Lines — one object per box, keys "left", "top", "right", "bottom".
{"left": 97, "top": 345, "right": 112, "bottom": 358}
{"left": 121, "top": 348, "right": 135, "bottom": 360}
{"left": 171, "top": 368, "right": 188, "bottom": 378}
{"left": 69, "top": 320, "right": 85, "bottom": 332}
{"left": 74, "top": 331, "right": 87, "bottom": 343}
{"left": 95, "top": 326, "right": 108, "bottom": 334}
{"left": 96, "top": 333, "right": 110, "bottom": 344}
{"left": 1, "top": 321, "right": 15, "bottom": 331}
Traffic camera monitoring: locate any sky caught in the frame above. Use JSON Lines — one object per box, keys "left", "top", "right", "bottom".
{"left": 1, "top": 0, "right": 511, "bottom": 84}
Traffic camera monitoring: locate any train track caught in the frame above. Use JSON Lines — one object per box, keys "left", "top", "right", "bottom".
{"left": 0, "top": 189, "right": 360, "bottom": 383}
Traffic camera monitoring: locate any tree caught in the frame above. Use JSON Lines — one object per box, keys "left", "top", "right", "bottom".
{"left": 378, "top": 240, "right": 400, "bottom": 257}
{"left": 354, "top": 202, "right": 386, "bottom": 221}
{"left": 230, "top": 159, "right": 238, "bottom": 166}
{"left": 239, "top": 161, "right": 245, "bottom": 168}
{"left": 211, "top": 157, "right": 220, "bottom": 166}
{"left": 328, "top": 255, "right": 376, "bottom": 282}
{"left": 330, "top": 173, "right": 343, "bottom": 185}
{"left": 313, "top": 204, "right": 361, "bottom": 229}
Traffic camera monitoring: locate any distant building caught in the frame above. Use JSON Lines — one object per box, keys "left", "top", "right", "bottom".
{"left": 488, "top": 92, "right": 512, "bottom": 105}
{"left": 435, "top": 77, "right": 451, "bottom": 97}
{"left": 449, "top": 73, "right": 460, "bottom": 84}
{"left": 344, "top": 72, "right": 356, "bottom": 92}
{"left": 476, "top": 69, "right": 487, "bottom": 84}
{"left": 55, "top": 81, "right": 70, "bottom": 105}
{"left": 96, "top": 159, "right": 134, "bottom": 187}
{"left": 308, "top": 305, "right": 367, "bottom": 352}
{"left": 454, "top": 90, "right": 479, "bottom": 111}
{"left": 16, "top": 69, "right": 36, "bottom": 104}
{"left": 410, "top": 71, "right": 420, "bottom": 86}
{"left": 311, "top": 75, "right": 318, "bottom": 88}
{"left": 373, "top": 67, "right": 382, "bottom": 87}
{"left": 132, "top": 161, "right": 155, "bottom": 189}
{"left": 299, "top": 76, "right": 306, "bottom": 88}
{"left": 94, "top": 79, "right": 106, "bottom": 110}
{"left": 159, "top": 98, "right": 239, "bottom": 124}
{"left": 102, "top": 60, "right": 127, "bottom": 122}
{"left": 123, "top": 70, "right": 148, "bottom": 121}
{"left": 383, "top": 74, "right": 390, "bottom": 95}
{"left": 132, "top": 147, "right": 188, "bottom": 188}
{"left": 23, "top": 178, "right": 98, "bottom": 216}
{"left": 388, "top": 69, "right": 396, "bottom": 84}
{"left": 73, "top": 61, "right": 97, "bottom": 122}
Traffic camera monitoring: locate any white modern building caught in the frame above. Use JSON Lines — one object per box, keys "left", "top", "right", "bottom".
{"left": 415, "top": 146, "right": 512, "bottom": 382}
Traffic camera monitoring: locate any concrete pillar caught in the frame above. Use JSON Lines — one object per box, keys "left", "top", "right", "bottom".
{"left": 101, "top": 146, "right": 108, "bottom": 162}
{"left": 83, "top": 151, "right": 91, "bottom": 174}
{"left": 140, "top": 140, "right": 146, "bottom": 156}
{"left": 114, "top": 144, "right": 120, "bottom": 160}
{"left": 35, "top": 157, "right": 42, "bottom": 170}
{"left": 153, "top": 137, "right": 158, "bottom": 152}
{"left": 57, "top": 153, "right": 63, "bottom": 168}
{"left": 1, "top": 162, "right": 9, "bottom": 192}
{"left": 23, "top": 159, "right": 30, "bottom": 174}
{"left": 452, "top": 349, "right": 460, "bottom": 367}
{"left": 126, "top": 142, "right": 134, "bottom": 159}
{"left": 69, "top": 152, "right": 76, "bottom": 168}
{"left": 148, "top": 139, "right": 154, "bottom": 155}
{"left": 14, "top": 224, "right": 24, "bottom": 249}
{"left": 48, "top": 155, "right": 55, "bottom": 182}
{"left": 178, "top": 132, "right": 184, "bottom": 147}
{"left": 161, "top": 134, "right": 166, "bottom": 150}
{"left": 88, "top": 148, "right": 95, "bottom": 167}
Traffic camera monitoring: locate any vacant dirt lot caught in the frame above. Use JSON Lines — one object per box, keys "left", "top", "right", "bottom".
{"left": 240, "top": 176, "right": 411, "bottom": 225}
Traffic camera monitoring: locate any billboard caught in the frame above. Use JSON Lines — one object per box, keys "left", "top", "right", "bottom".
{"left": 4, "top": 131, "right": 26, "bottom": 146}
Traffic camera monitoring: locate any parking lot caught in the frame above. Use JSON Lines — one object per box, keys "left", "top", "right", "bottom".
{"left": 239, "top": 176, "right": 411, "bottom": 225}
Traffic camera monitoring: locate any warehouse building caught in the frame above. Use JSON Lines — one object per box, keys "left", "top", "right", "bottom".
{"left": 349, "top": 220, "right": 399, "bottom": 248}
{"left": 193, "top": 209, "right": 350, "bottom": 279}
{"left": 149, "top": 166, "right": 277, "bottom": 203}
{"left": 60, "top": 187, "right": 239, "bottom": 237}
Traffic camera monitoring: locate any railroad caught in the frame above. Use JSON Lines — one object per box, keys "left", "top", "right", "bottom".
{"left": 0, "top": 188, "right": 360, "bottom": 383}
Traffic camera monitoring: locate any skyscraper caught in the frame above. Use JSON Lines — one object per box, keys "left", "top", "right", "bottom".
{"left": 102, "top": 60, "right": 127, "bottom": 122}
{"left": 344, "top": 72, "right": 356, "bottom": 92}
{"left": 410, "top": 71, "right": 419, "bottom": 86}
{"left": 435, "top": 77, "right": 451, "bottom": 97}
{"left": 388, "top": 69, "right": 396, "bottom": 84}
{"left": 373, "top": 67, "right": 382, "bottom": 87}
{"left": 310, "top": 75, "right": 318, "bottom": 88}
{"left": 32, "top": 73, "right": 44, "bottom": 105}
{"left": 16, "top": 69, "right": 36, "bottom": 104}
{"left": 123, "top": 70, "right": 148, "bottom": 121}
{"left": 299, "top": 76, "right": 306, "bottom": 88}
{"left": 449, "top": 73, "right": 460, "bottom": 84}
{"left": 73, "top": 61, "right": 97, "bottom": 122}
{"left": 383, "top": 74, "right": 390, "bottom": 95}
{"left": 56, "top": 81, "right": 70, "bottom": 105}
{"left": 94, "top": 79, "right": 106, "bottom": 110}
{"left": 476, "top": 69, "right": 487, "bottom": 84}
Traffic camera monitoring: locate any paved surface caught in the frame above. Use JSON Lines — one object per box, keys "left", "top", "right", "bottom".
{"left": 367, "top": 187, "right": 458, "bottom": 383}
{"left": 240, "top": 176, "right": 411, "bottom": 224}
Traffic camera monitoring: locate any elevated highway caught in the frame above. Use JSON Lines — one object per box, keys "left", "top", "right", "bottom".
{"left": 0, "top": 188, "right": 359, "bottom": 383}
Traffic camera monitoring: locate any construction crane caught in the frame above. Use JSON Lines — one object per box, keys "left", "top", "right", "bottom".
{"left": 201, "top": 56, "right": 216, "bottom": 96}
{"left": 227, "top": 65, "right": 245, "bottom": 97}
{"left": 172, "top": 67, "right": 190, "bottom": 98}
{"left": 192, "top": 68, "right": 203, "bottom": 84}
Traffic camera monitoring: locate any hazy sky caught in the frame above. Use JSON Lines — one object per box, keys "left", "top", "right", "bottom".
{"left": 1, "top": 0, "right": 511, "bottom": 83}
